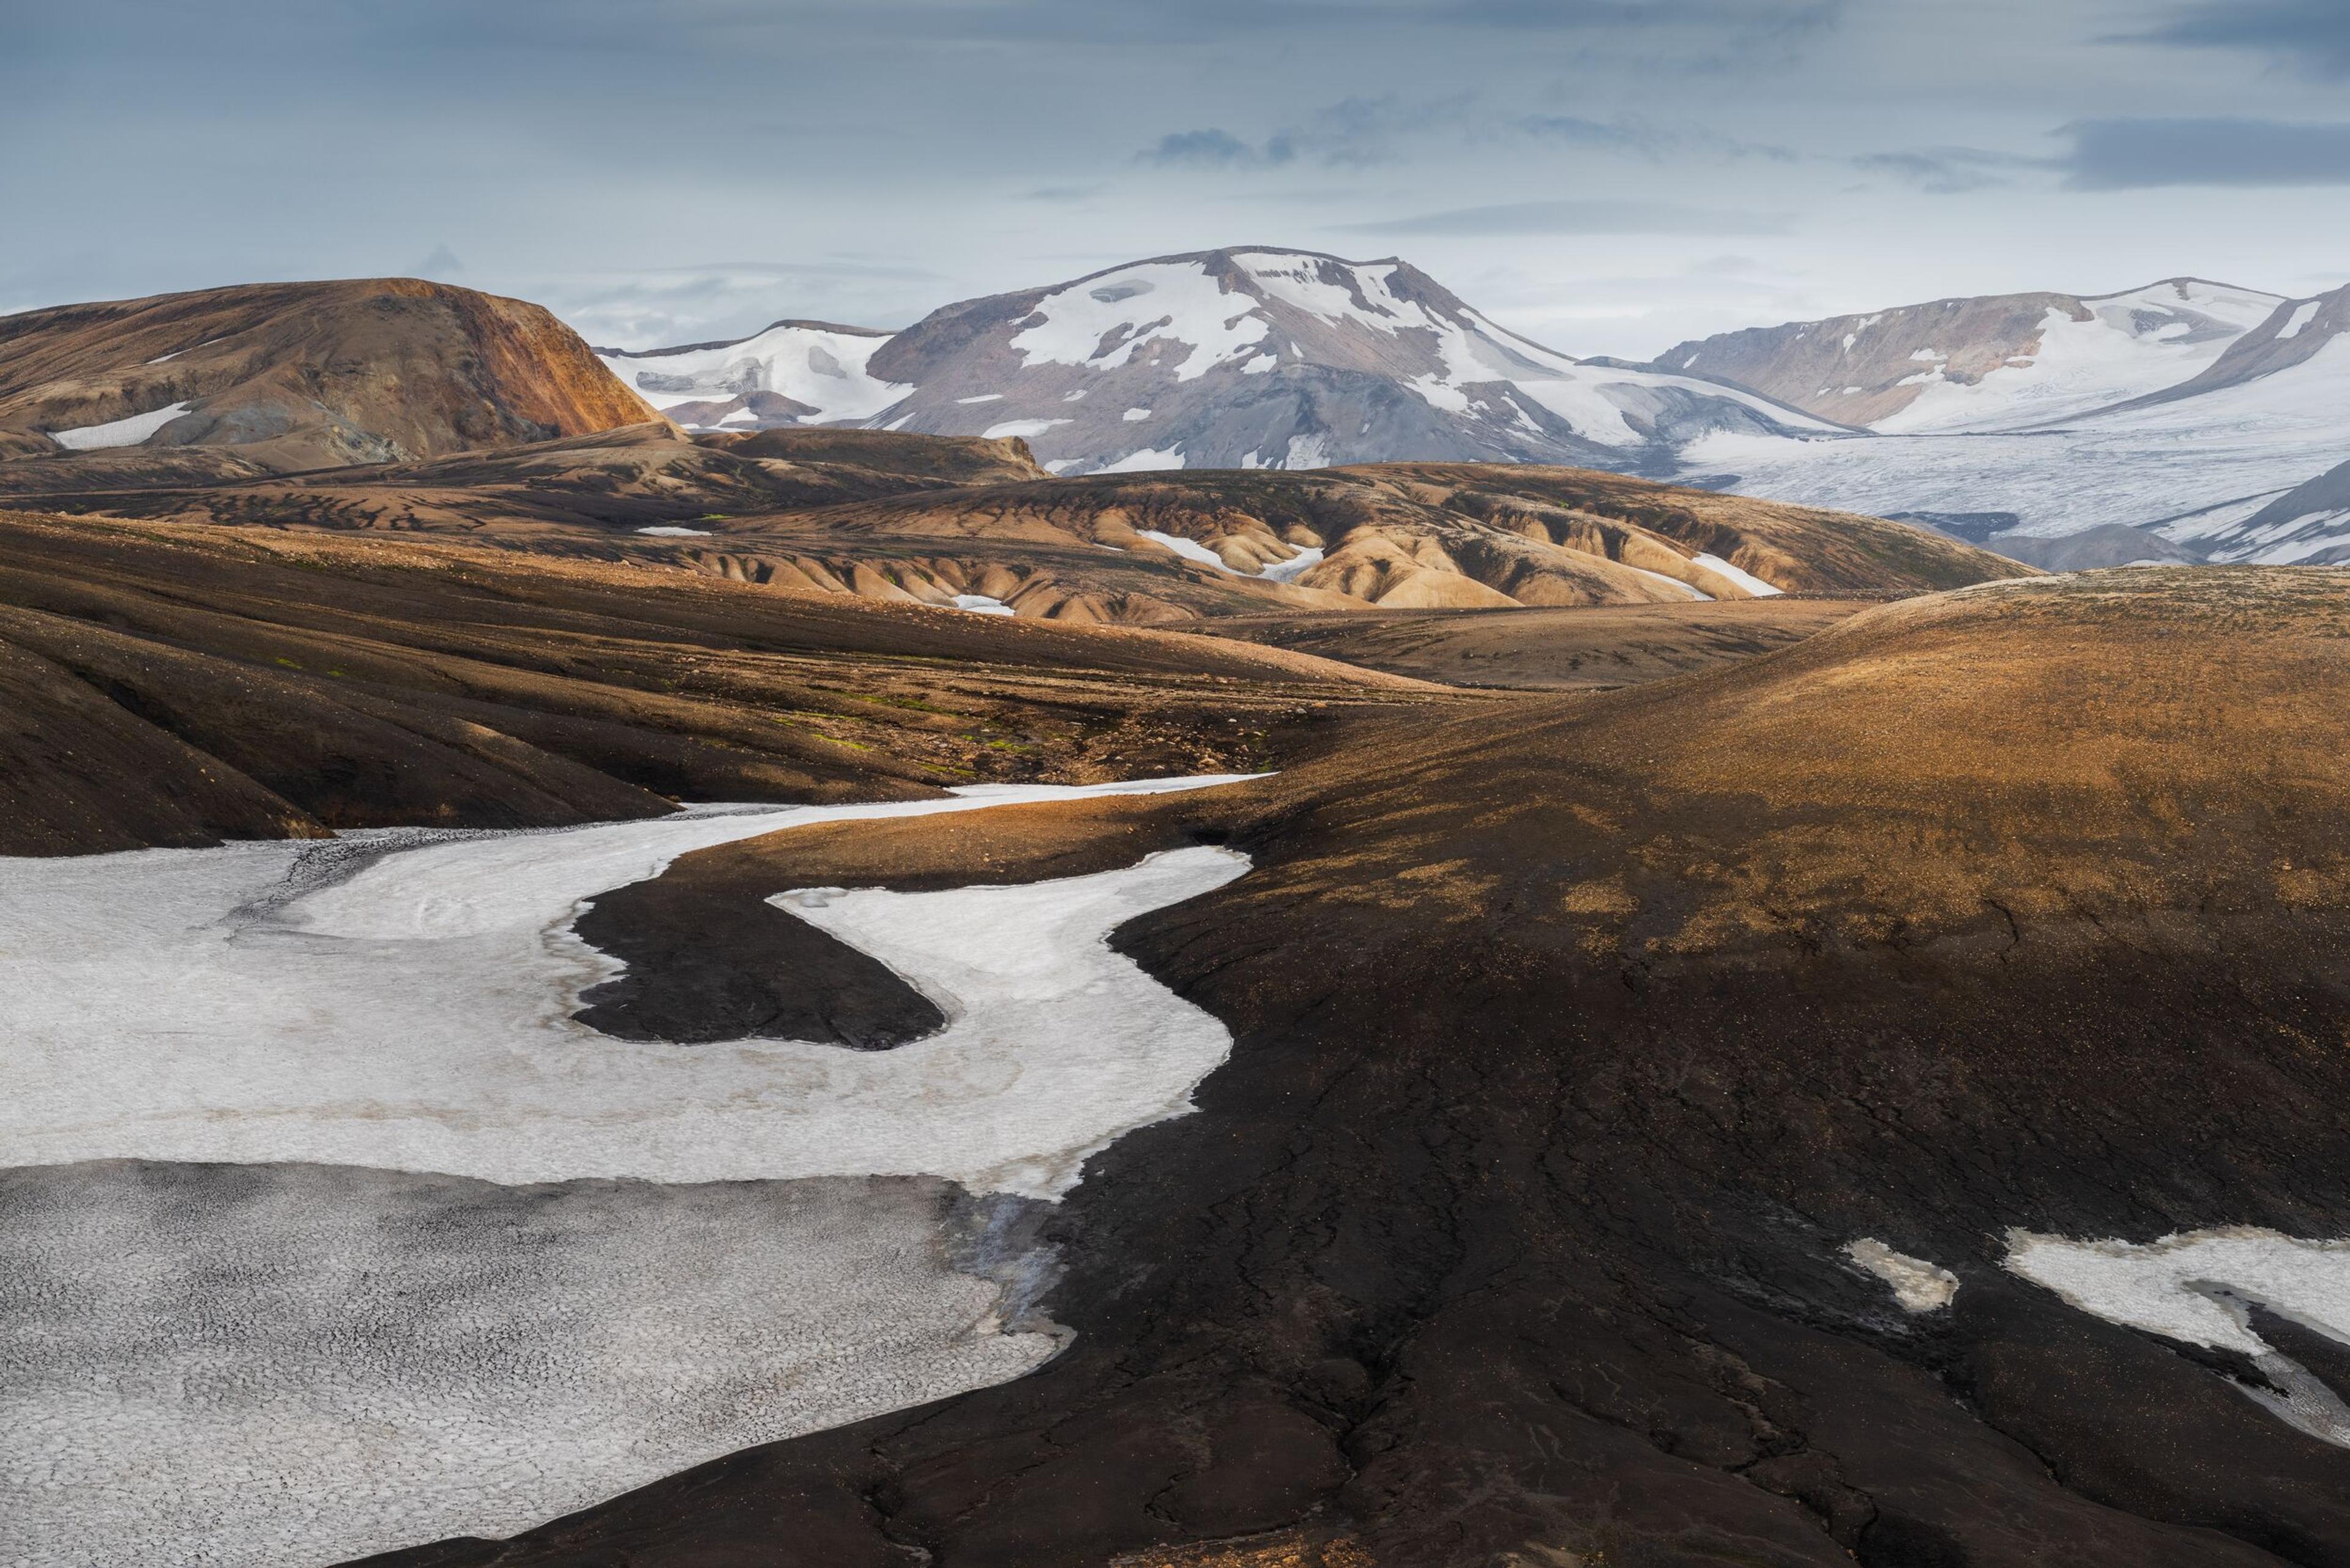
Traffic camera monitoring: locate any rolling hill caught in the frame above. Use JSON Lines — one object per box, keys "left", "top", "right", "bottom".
{"left": 0, "top": 279, "right": 662, "bottom": 474}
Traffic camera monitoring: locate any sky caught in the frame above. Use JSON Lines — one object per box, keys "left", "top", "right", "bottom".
{"left": 6, "top": 0, "right": 2348, "bottom": 358}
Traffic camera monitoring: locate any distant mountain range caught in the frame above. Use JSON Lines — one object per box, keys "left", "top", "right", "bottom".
{"left": 1661, "top": 278, "right": 2350, "bottom": 566}
{"left": 596, "top": 248, "right": 1841, "bottom": 477}
{"left": 598, "top": 253, "right": 2348, "bottom": 567}
{"left": 4, "top": 252, "right": 2341, "bottom": 571}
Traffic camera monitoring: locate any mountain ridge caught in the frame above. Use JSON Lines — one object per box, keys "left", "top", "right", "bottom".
{"left": 595, "top": 246, "right": 1842, "bottom": 478}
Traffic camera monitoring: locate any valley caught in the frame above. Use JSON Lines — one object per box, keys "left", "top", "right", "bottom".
{"left": 1, "top": 241, "right": 2346, "bottom": 1568}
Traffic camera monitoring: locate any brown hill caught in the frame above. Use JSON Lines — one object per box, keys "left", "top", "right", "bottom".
{"left": 375, "top": 567, "right": 2350, "bottom": 1568}
{"left": 4, "top": 438, "right": 2031, "bottom": 625}
{"left": 0, "top": 278, "right": 660, "bottom": 472}
{"left": 623, "top": 461, "right": 2026, "bottom": 621}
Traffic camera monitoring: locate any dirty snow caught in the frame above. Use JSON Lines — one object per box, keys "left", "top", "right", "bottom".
{"left": 1846, "top": 1238, "right": 1959, "bottom": 1312}
{"left": 0, "top": 778, "right": 1264, "bottom": 1567}
{"left": 0, "top": 1165, "right": 1058, "bottom": 1568}
{"left": 2005, "top": 1226, "right": 2350, "bottom": 1447}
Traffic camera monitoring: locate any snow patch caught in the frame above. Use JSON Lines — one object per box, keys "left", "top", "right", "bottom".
{"left": 1093, "top": 446, "right": 1185, "bottom": 473}
{"left": 634, "top": 526, "right": 710, "bottom": 537}
{"left": 2005, "top": 1226, "right": 2350, "bottom": 1447}
{"left": 1692, "top": 552, "right": 1784, "bottom": 597}
{"left": 47, "top": 401, "right": 192, "bottom": 450}
{"left": 950, "top": 593, "right": 1016, "bottom": 615}
{"left": 599, "top": 324, "right": 909, "bottom": 424}
{"left": 1138, "top": 530, "right": 1237, "bottom": 573}
{"left": 982, "top": 418, "right": 1070, "bottom": 440}
{"left": 1259, "top": 546, "right": 1324, "bottom": 584}
{"left": 0, "top": 778, "right": 1260, "bottom": 1201}
{"left": 1847, "top": 1239, "right": 1958, "bottom": 1312}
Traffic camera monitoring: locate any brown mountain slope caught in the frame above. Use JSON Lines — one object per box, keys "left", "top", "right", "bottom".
{"left": 371, "top": 568, "right": 2350, "bottom": 1568}
{"left": 4, "top": 438, "right": 2031, "bottom": 625}
{"left": 641, "top": 462, "right": 2029, "bottom": 622}
{"left": 0, "top": 509, "right": 1441, "bottom": 856}
{"left": 0, "top": 278, "right": 661, "bottom": 471}
{"left": 0, "top": 424, "right": 1054, "bottom": 539}
{"left": 1192, "top": 597, "right": 1862, "bottom": 689}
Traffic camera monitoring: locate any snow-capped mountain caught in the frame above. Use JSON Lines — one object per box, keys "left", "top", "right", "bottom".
{"left": 595, "top": 321, "right": 907, "bottom": 430}
{"left": 592, "top": 249, "right": 1840, "bottom": 476}
{"left": 2218, "top": 457, "right": 2350, "bottom": 565}
{"left": 1657, "top": 278, "right": 2285, "bottom": 433}
{"left": 1680, "top": 281, "right": 2350, "bottom": 565}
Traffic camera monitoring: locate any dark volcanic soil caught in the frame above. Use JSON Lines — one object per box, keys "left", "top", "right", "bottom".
{"left": 364, "top": 569, "right": 2350, "bottom": 1568}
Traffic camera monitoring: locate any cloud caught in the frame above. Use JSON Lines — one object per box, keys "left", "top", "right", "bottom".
{"left": 1136, "top": 129, "right": 1286, "bottom": 168}
{"left": 1136, "top": 94, "right": 1672, "bottom": 171}
{"left": 2117, "top": 1, "right": 2350, "bottom": 79}
{"left": 1852, "top": 147, "right": 2054, "bottom": 194}
{"left": 1340, "top": 198, "right": 1792, "bottom": 236}
{"left": 2058, "top": 118, "right": 2350, "bottom": 189}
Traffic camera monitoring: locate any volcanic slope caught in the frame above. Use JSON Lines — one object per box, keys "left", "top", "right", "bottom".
{"left": 619, "top": 460, "right": 2029, "bottom": 623}
{"left": 12, "top": 433, "right": 2030, "bottom": 624}
{"left": 0, "top": 422, "right": 1053, "bottom": 536}
{"left": 0, "top": 279, "right": 660, "bottom": 474}
{"left": 0, "top": 509, "right": 1438, "bottom": 857}
{"left": 368, "top": 568, "right": 2350, "bottom": 1568}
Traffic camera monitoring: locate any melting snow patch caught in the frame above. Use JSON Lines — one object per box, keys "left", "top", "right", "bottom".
{"left": 1259, "top": 547, "right": 1324, "bottom": 584}
{"left": 2005, "top": 1227, "right": 2350, "bottom": 1448}
{"left": 951, "top": 593, "right": 1016, "bottom": 615}
{"left": 957, "top": 394, "right": 1005, "bottom": 404}
{"left": 2278, "top": 301, "right": 2324, "bottom": 341}
{"left": 1094, "top": 446, "right": 1185, "bottom": 473}
{"left": 982, "top": 418, "right": 1070, "bottom": 440}
{"left": 0, "top": 1164, "right": 1058, "bottom": 1568}
{"left": 1846, "top": 1239, "right": 1959, "bottom": 1312}
{"left": 1692, "top": 552, "right": 1784, "bottom": 597}
{"left": 1139, "top": 529, "right": 1237, "bottom": 573}
{"left": 635, "top": 525, "right": 709, "bottom": 537}
{"left": 1124, "top": 407, "right": 1153, "bottom": 421}
{"left": 0, "top": 777, "right": 1259, "bottom": 1201}
{"left": 1621, "top": 562, "right": 1708, "bottom": 601}
{"left": 47, "top": 401, "right": 192, "bottom": 450}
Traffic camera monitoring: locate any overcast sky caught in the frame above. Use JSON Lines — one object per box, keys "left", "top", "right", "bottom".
{"left": 6, "top": 0, "right": 2348, "bottom": 357}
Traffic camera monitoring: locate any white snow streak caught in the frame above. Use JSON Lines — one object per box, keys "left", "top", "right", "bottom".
{"left": 1692, "top": 552, "right": 1784, "bottom": 597}
{"left": 47, "top": 401, "right": 192, "bottom": 450}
